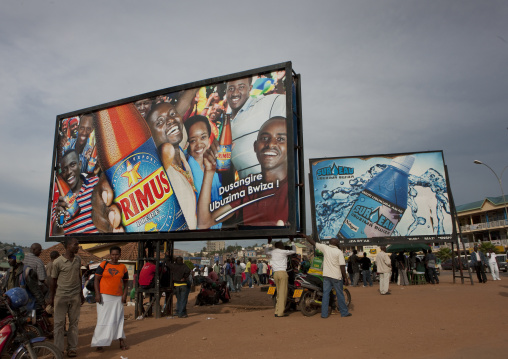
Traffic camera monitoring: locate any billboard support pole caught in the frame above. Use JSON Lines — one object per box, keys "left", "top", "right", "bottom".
{"left": 135, "top": 240, "right": 173, "bottom": 319}
{"left": 445, "top": 165, "right": 474, "bottom": 285}
{"left": 293, "top": 72, "right": 306, "bottom": 235}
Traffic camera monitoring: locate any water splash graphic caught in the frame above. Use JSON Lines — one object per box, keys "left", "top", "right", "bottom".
{"left": 316, "top": 165, "right": 450, "bottom": 239}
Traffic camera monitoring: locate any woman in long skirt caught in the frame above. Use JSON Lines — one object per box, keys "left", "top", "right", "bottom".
{"left": 91, "top": 246, "right": 129, "bottom": 352}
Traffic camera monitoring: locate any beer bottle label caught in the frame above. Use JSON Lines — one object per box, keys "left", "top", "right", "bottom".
{"left": 338, "top": 189, "right": 405, "bottom": 239}
{"left": 64, "top": 192, "right": 80, "bottom": 219}
{"left": 105, "top": 138, "right": 188, "bottom": 232}
{"left": 87, "top": 156, "right": 97, "bottom": 173}
{"left": 216, "top": 144, "right": 232, "bottom": 171}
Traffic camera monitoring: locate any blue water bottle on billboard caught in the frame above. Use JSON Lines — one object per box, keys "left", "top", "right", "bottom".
{"left": 338, "top": 155, "right": 415, "bottom": 239}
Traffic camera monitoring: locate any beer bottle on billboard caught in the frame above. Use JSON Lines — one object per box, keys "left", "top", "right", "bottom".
{"left": 94, "top": 103, "right": 188, "bottom": 232}
{"left": 216, "top": 114, "right": 232, "bottom": 172}
{"left": 55, "top": 174, "right": 80, "bottom": 223}
{"left": 86, "top": 146, "right": 97, "bottom": 173}
{"left": 87, "top": 129, "right": 95, "bottom": 147}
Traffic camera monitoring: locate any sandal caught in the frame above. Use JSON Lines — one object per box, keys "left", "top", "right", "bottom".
{"left": 67, "top": 349, "right": 77, "bottom": 357}
{"left": 96, "top": 347, "right": 104, "bottom": 353}
{"left": 119, "top": 339, "right": 129, "bottom": 350}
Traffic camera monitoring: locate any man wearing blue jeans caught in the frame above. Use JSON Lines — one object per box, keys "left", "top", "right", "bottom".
{"left": 360, "top": 252, "right": 373, "bottom": 287}
{"left": 166, "top": 255, "right": 191, "bottom": 318}
{"left": 242, "top": 259, "right": 253, "bottom": 288}
{"left": 305, "top": 236, "right": 351, "bottom": 319}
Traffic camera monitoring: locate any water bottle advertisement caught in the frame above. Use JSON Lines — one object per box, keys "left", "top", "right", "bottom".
{"left": 310, "top": 151, "right": 454, "bottom": 245}
{"left": 46, "top": 62, "right": 304, "bottom": 242}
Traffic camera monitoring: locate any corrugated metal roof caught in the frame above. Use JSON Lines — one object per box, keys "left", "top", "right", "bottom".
{"left": 456, "top": 195, "right": 508, "bottom": 213}
{"left": 40, "top": 243, "right": 101, "bottom": 266}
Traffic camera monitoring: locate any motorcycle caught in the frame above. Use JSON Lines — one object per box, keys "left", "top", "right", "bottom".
{"left": 195, "top": 279, "right": 230, "bottom": 306}
{"left": 0, "top": 288, "right": 62, "bottom": 359}
{"left": 25, "top": 310, "right": 53, "bottom": 340}
{"left": 266, "top": 276, "right": 303, "bottom": 312}
{"left": 296, "top": 273, "right": 351, "bottom": 317}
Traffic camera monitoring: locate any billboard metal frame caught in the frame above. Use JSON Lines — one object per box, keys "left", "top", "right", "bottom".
{"left": 45, "top": 62, "right": 305, "bottom": 243}
{"left": 309, "top": 150, "right": 455, "bottom": 246}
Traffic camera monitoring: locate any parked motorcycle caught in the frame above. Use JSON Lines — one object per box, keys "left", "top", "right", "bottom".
{"left": 24, "top": 310, "right": 53, "bottom": 340}
{"left": 195, "top": 279, "right": 230, "bottom": 306}
{"left": 266, "top": 276, "right": 303, "bottom": 312}
{"left": 297, "top": 273, "right": 351, "bottom": 317}
{"left": 0, "top": 288, "right": 62, "bottom": 359}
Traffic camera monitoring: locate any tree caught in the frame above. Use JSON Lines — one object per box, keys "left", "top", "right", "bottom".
{"left": 479, "top": 241, "right": 499, "bottom": 254}
{"left": 436, "top": 247, "right": 452, "bottom": 261}
{"left": 226, "top": 245, "right": 241, "bottom": 253}
{"left": 184, "top": 260, "right": 194, "bottom": 270}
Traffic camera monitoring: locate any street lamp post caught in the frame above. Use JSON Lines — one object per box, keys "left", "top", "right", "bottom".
{"left": 473, "top": 160, "right": 508, "bottom": 240}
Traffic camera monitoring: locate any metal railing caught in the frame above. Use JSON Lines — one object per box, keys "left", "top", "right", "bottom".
{"left": 460, "top": 219, "right": 508, "bottom": 232}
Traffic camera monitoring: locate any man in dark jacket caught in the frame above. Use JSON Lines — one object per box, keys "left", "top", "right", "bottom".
{"left": 165, "top": 255, "right": 191, "bottom": 318}
{"left": 1, "top": 247, "right": 45, "bottom": 311}
{"left": 470, "top": 245, "right": 488, "bottom": 283}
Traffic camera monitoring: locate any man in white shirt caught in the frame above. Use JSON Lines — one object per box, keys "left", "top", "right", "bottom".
{"left": 226, "top": 78, "right": 286, "bottom": 178}
{"left": 266, "top": 241, "right": 295, "bottom": 317}
{"left": 376, "top": 246, "right": 392, "bottom": 295}
{"left": 305, "top": 236, "right": 351, "bottom": 318}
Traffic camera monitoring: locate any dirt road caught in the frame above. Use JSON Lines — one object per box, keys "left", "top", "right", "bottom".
{"left": 73, "top": 271, "right": 507, "bottom": 359}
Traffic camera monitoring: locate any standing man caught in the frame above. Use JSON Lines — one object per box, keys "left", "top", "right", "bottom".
{"left": 45, "top": 251, "right": 60, "bottom": 295}
{"left": 213, "top": 261, "right": 220, "bottom": 276}
{"left": 165, "top": 255, "right": 191, "bottom": 318}
{"left": 350, "top": 250, "right": 360, "bottom": 287}
{"left": 360, "top": 252, "right": 373, "bottom": 287}
{"left": 242, "top": 258, "right": 252, "bottom": 288}
{"left": 50, "top": 237, "right": 85, "bottom": 358}
{"left": 487, "top": 248, "right": 500, "bottom": 281}
{"left": 305, "top": 236, "right": 351, "bottom": 318}
{"left": 266, "top": 241, "right": 295, "bottom": 317}
{"left": 234, "top": 260, "right": 243, "bottom": 292}
{"left": 424, "top": 250, "right": 439, "bottom": 284}
{"left": 258, "top": 261, "right": 265, "bottom": 284}
{"left": 251, "top": 260, "right": 260, "bottom": 286}
{"left": 24, "top": 243, "right": 47, "bottom": 288}
{"left": 376, "top": 246, "right": 392, "bottom": 295}
{"left": 470, "top": 245, "right": 488, "bottom": 283}
{"left": 224, "top": 259, "right": 235, "bottom": 292}
{"left": 390, "top": 252, "right": 398, "bottom": 283}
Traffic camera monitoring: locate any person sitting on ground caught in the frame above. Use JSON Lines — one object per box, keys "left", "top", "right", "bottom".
{"left": 208, "top": 266, "right": 219, "bottom": 283}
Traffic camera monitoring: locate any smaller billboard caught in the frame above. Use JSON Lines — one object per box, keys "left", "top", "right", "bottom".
{"left": 309, "top": 151, "right": 454, "bottom": 246}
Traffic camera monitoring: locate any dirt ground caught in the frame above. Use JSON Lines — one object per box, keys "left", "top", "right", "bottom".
{"left": 71, "top": 270, "right": 507, "bottom": 359}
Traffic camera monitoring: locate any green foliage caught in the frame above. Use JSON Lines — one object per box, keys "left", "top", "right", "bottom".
{"left": 226, "top": 245, "right": 242, "bottom": 253}
{"left": 184, "top": 260, "right": 194, "bottom": 270}
{"left": 436, "top": 247, "right": 452, "bottom": 261}
{"left": 479, "top": 242, "right": 499, "bottom": 254}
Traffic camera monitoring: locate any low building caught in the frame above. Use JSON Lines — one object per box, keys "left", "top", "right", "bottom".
{"left": 456, "top": 195, "right": 508, "bottom": 247}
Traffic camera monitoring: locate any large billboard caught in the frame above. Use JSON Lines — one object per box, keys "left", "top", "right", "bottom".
{"left": 46, "top": 62, "right": 305, "bottom": 243}
{"left": 309, "top": 151, "right": 455, "bottom": 246}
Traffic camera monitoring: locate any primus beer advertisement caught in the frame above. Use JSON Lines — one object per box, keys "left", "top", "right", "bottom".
{"left": 47, "top": 63, "right": 300, "bottom": 241}
{"left": 310, "top": 151, "right": 454, "bottom": 245}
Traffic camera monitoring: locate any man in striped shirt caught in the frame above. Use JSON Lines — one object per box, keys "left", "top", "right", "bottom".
{"left": 52, "top": 150, "right": 98, "bottom": 235}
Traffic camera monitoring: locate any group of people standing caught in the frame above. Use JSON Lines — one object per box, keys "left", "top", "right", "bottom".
{"left": 1, "top": 238, "right": 130, "bottom": 357}
{"left": 207, "top": 258, "right": 271, "bottom": 293}
{"left": 346, "top": 246, "right": 443, "bottom": 296}
{"left": 470, "top": 245, "right": 501, "bottom": 283}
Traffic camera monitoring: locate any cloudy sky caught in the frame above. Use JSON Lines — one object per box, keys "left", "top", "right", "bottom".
{"left": 1, "top": 0, "right": 506, "bottom": 251}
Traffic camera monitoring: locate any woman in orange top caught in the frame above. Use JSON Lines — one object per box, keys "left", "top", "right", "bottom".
{"left": 91, "top": 246, "right": 129, "bottom": 352}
